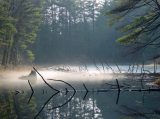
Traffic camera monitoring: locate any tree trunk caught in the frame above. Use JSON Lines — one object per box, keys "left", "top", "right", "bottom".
{"left": 2, "top": 47, "right": 9, "bottom": 66}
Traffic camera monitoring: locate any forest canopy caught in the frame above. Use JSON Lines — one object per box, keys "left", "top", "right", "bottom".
{"left": 0, "top": 0, "right": 42, "bottom": 66}
{"left": 107, "top": 0, "right": 160, "bottom": 53}
{"left": 1, "top": 0, "right": 159, "bottom": 67}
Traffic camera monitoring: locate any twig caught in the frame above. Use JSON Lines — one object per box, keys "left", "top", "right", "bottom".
{"left": 83, "top": 83, "right": 89, "bottom": 100}
{"left": 47, "top": 79, "right": 76, "bottom": 110}
{"left": 116, "top": 79, "right": 121, "bottom": 104}
{"left": 28, "top": 80, "right": 34, "bottom": 104}
{"left": 33, "top": 67, "right": 60, "bottom": 92}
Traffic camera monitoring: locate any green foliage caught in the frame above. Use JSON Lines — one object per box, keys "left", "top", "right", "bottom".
{"left": 118, "top": 28, "right": 143, "bottom": 44}
{"left": 108, "top": 0, "right": 160, "bottom": 46}
{"left": 0, "top": 0, "right": 42, "bottom": 65}
{"left": 27, "top": 50, "right": 35, "bottom": 62}
{"left": 0, "top": 1, "right": 17, "bottom": 48}
{"left": 35, "top": 0, "right": 131, "bottom": 63}
{"left": 121, "top": 12, "right": 156, "bottom": 32}
{"left": 20, "top": 44, "right": 27, "bottom": 50}
{"left": 0, "top": 91, "right": 17, "bottom": 119}
{"left": 108, "top": 0, "right": 140, "bottom": 14}
{"left": 0, "top": 91, "right": 39, "bottom": 119}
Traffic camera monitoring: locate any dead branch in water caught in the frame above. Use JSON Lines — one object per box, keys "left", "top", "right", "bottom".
{"left": 29, "top": 67, "right": 160, "bottom": 118}
{"left": 33, "top": 67, "right": 60, "bottom": 92}
{"left": 104, "top": 61, "right": 115, "bottom": 73}
{"left": 115, "top": 63, "right": 121, "bottom": 73}
{"left": 27, "top": 80, "right": 34, "bottom": 104}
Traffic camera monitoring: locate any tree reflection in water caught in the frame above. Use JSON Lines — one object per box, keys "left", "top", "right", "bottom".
{"left": 43, "top": 92, "right": 103, "bottom": 119}
{"left": 1, "top": 67, "right": 160, "bottom": 119}
{"left": 0, "top": 90, "right": 40, "bottom": 119}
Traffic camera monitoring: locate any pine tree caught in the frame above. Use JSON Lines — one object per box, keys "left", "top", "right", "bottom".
{"left": 107, "top": 0, "right": 160, "bottom": 51}
{"left": 0, "top": 0, "right": 43, "bottom": 66}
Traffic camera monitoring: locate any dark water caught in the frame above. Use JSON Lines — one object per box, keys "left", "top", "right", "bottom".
{"left": 0, "top": 66, "right": 160, "bottom": 119}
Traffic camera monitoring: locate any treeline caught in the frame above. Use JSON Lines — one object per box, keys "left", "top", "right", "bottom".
{"left": 0, "top": 0, "right": 42, "bottom": 66}
{"left": 1, "top": 0, "right": 156, "bottom": 66}
{"left": 35, "top": 0, "right": 127, "bottom": 64}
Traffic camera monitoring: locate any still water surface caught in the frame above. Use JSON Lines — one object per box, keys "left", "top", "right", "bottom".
{"left": 0, "top": 65, "right": 160, "bottom": 119}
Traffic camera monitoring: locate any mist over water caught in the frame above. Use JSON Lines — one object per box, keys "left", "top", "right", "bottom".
{"left": 1, "top": 0, "right": 160, "bottom": 118}
{"left": 0, "top": 64, "right": 159, "bottom": 89}
{"left": 0, "top": 64, "right": 160, "bottom": 119}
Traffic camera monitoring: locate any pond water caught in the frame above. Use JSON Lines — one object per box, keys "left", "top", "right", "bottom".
{"left": 0, "top": 65, "right": 160, "bottom": 119}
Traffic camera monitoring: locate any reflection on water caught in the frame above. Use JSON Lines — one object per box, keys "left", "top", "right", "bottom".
{"left": 44, "top": 93, "right": 103, "bottom": 119}
{"left": 0, "top": 65, "right": 160, "bottom": 119}
{"left": 0, "top": 90, "right": 38, "bottom": 119}
{"left": 1, "top": 88, "right": 160, "bottom": 119}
